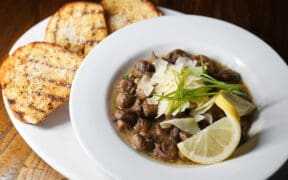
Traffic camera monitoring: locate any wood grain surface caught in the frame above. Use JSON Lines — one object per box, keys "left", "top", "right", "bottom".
{"left": 0, "top": 0, "right": 287, "bottom": 179}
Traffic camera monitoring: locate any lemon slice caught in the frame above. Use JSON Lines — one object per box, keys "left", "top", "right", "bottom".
{"left": 177, "top": 94, "right": 241, "bottom": 164}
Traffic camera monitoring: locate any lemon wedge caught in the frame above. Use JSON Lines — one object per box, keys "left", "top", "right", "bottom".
{"left": 177, "top": 93, "right": 241, "bottom": 164}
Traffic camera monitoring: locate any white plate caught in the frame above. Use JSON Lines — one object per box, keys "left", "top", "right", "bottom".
{"left": 70, "top": 15, "right": 288, "bottom": 180}
{"left": 4, "top": 8, "right": 182, "bottom": 180}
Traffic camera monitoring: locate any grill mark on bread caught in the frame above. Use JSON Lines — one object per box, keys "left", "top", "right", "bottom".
{"left": 90, "top": 26, "right": 107, "bottom": 37}
{"left": 82, "top": 9, "right": 103, "bottom": 15}
{"left": 28, "top": 104, "right": 47, "bottom": 114}
{"left": 31, "top": 91, "right": 67, "bottom": 102}
{"left": 15, "top": 111, "right": 25, "bottom": 119}
{"left": 80, "top": 3, "right": 104, "bottom": 15}
{"left": 54, "top": 13, "right": 60, "bottom": 42}
{"left": 69, "top": 4, "right": 74, "bottom": 16}
{"left": 90, "top": 26, "right": 107, "bottom": 31}
{"left": 35, "top": 90, "right": 41, "bottom": 96}
{"left": 28, "top": 59, "right": 77, "bottom": 72}
{"left": 83, "top": 3, "right": 88, "bottom": 15}
{"left": 48, "top": 102, "right": 54, "bottom": 110}
{"left": 23, "top": 73, "right": 72, "bottom": 88}
{"left": 37, "top": 76, "right": 72, "bottom": 88}
{"left": 7, "top": 99, "right": 16, "bottom": 105}
{"left": 85, "top": 40, "right": 100, "bottom": 46}
{"left": 46, "top": 94, "right": 66, "bottom": 102}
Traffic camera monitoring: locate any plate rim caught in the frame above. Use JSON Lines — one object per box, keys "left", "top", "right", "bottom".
{"left": 3, "top": 7, "right": 183, "bottom": 179}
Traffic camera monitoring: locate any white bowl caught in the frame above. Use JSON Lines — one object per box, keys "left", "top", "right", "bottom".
{"left": 70, "top": 15, "right": 288, "bottom": 180}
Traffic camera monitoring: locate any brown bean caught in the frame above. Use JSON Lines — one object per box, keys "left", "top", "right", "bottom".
{"left": 116, "top": 93, "right": 135, "bottom": 109}
{"left": 132, "top": 60, "right": 155, "bottom": 78}
{"left": 117, "top": 120, "right": 130, "bottom": 131}
{"left": 130, "top": 133, "right": 154, "bottom": 151}
{"left": 154, "top": 124, "right": 171, "bottom": 136}
{"left": 116, "top": 79, "right": 136, "bottom": 94}
{"left": 209, "top": 104, "right": 226, "bottom": 122}
{"left": 113, "top": 109, "right": 138, "bottom": 126}
{"left": 142, "top": 100, "right": 158, "bottom": 118}
{"left": 130, "top": 100, "right": 143, "bottom": 117}
{"left": 217, "top": 69, "right": 241, "bottom": 84}
{"left": 194, "top": 55, "right": 210, "bottom": 65}
{"left": 179, "top": 131, "right": 192, "bottom": 141}
{"left": 134, "top": 118, "right": 151, "bottom": 134}
{"left": 194, "top": 55, "right": 216, "bottom": 76}
{"left": 170, "top": 126, "right": 180, "bottom": 143}
{"left": 198, "top": 120, "right": 210, "bottom": 130}
{"left": 153, "top": 138, "right": 178, "bottom": 161}
{"left": 136, "top": 88, "right": 147, "bottom": 100}
{"left": 164, "top": 49, "right": 192, "bottom": 64}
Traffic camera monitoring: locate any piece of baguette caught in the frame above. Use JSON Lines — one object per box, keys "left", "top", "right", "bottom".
{"left": 0, "top": 42, "right": 82, "bottom": 124}
{"left": 45, "top": 2, "right": 108, "bottom": 56}
{"left": 101, "top": 0, "right": 162, "bottom": 32}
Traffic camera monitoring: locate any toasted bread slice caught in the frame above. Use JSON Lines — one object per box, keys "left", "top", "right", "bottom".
{"left": 0, "top": 42, "right": 82, "bottom": 124}
{"left": 101, "top": 0, "right": 162, "bottom": 32}
{"left": 45, "top": 2, "right": 108, "bottom": 56}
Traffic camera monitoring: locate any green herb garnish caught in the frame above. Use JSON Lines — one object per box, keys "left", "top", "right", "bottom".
{"left": 123, "top": 74, "right": 129, "bottom": 80}
{"left": 157, "top": 62, "right": 244, "bottom": 114}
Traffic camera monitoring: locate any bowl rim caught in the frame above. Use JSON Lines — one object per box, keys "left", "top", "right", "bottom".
{"left": 70, "top": 15, "right": 288, "bottom": 180}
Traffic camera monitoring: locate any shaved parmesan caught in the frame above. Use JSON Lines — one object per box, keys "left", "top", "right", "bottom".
{"left": 174, "top": 57, "right": 187, "bottom": 72}
{"left": 204, "top": 113, "right": 213, "bottom": 124}
{"left": 153, "top": 64, "right": 178, "bottom": 95}
{"left": 154, "top": 58, "right": 168, "bottom": 73}
{"left": 138, "top": 75, "right": 153, "bottom": 96}
{"left": 172, "top": 102, "right": 190, "bottom": 116}
{"left": 147, "top": 96, "right": 158, "bottom": 105}
{"left": 194, "top": 114, "right": 205, "bottom": 122}
{"left": 191, "top": 96, "right": 216, "bottom": 115}
{"left": 157, "top": 100, "right": 171, "bottom": 117}
{"left": 160, "top": 117, "right": 200, "bottom": 134}
{"left": 150, "top": 59, "right": 168, "bottom": 85}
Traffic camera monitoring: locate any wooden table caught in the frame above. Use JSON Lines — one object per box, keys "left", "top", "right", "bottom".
{"left": 0, "top": 0, "right": 287, "bottom": 179}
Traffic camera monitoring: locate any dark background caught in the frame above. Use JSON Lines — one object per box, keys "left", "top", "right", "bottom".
{"left": 0, "top": 0, "right": 287, "bottom": 179}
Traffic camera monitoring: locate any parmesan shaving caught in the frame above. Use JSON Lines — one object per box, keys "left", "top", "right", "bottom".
{"left": 157, "top": 100, "right": 170, "bottom": 117}
{"left": 160, "top": 117, "right": 200, "bottom": 134}
{"left": 138, "top": 75, "right": 153, "bottom": 96}
{"left": 191, "top": 96, "right": 216, "bottom": 115}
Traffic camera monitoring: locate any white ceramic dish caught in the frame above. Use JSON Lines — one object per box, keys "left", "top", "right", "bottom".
{"left": 4, "top": 8, "right": 181, "bottom": 180}
{"left": 70, "top": 15, "right": 288, "bottom": 180}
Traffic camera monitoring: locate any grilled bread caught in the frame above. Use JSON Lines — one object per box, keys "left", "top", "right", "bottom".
{"left": 101, "top": 0, "right": 162, "bottom": 32}
{"left": 45, "top": 2, "right": 108, "bottom": 56}
{"left": 0, "top": 42, "right": 82, "bottom": 124}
